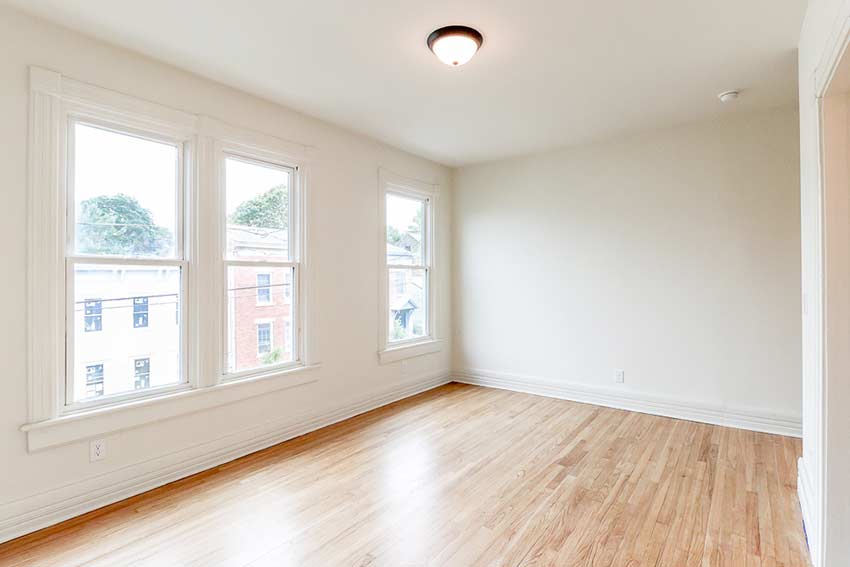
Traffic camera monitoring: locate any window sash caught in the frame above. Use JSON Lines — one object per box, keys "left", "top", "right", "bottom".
{"left": 222, "top": 261, "right": 300, "bottom": 380}
{"left": 386, "top": 266, "right": 430, "bottom": 345}
{"left": 61, "top": 111, "right": 190, "bottom": 412}
{"left": 381, "top": 184, "right": 434, "bottom": 350}
{"left": 65, "top": 116, "right": 186, "bottom": 262}
{"left": 223, "top": 154, "right": 295, "bottom": 264}
{"left": 64, "top": 256, "right": 189, "bottom": 410}
{"left": 220, "top": 150, "right": 302, "bottom": 381}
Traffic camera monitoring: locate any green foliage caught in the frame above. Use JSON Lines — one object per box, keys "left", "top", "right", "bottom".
{"left": 77, "top": 194, "right": 172, "bottom": 257}
{"left": 387, "top": 225, "right": 403, "bottom": 246}
{"left": 261, "top": 347, "right": 283, "bottom": 365}
{"left": 391, "top": 318, "right": 407, "bottom": 341}
{"left": 229, "top": 185, "right": 288, "bottom": 229}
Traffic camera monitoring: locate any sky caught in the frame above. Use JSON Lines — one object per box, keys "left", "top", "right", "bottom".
{"left": 386, "top": 193, "right": 422, "bottom": 236}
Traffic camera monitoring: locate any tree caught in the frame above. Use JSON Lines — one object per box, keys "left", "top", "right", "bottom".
{"left": 387, "top": 225, "right": 403, "bottom": 246}
{"left": 77, "top": 194, "right": 172, "bottom": 256}
{"left": 229, "top": 185, "right": 288, "bottom": 229}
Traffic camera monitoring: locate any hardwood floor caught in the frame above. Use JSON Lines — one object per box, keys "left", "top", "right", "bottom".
{"left": 0, "top": 383, "right": 809, "bottom": 567}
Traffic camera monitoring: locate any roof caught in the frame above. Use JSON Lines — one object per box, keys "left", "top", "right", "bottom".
{"left": 228, "top": 224, "right": 288, "bottom": 257}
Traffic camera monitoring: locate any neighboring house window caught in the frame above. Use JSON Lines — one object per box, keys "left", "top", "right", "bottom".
{"left": 85, "top": 364, "right": 104, "bottom": 398}
{"left": 224, "top": 154, "right": 300, "bottom": 376}
{"left": 84, "top": 299, "right": 102, "bottom": 332}
{"left": 133, "top": 297, "right": 149, "bottom": 328}
{"left": 134, "top": 358, "right": 150, "bottom": 390}
{"left": 256, "top": 273, "right": 272, "bottom": 304}
{"left": 257, "top": 322, "right": 273, "bottom": 355}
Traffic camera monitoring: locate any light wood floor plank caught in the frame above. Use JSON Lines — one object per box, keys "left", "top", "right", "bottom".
{"left": 0, "top": 384, "right": 809, "bottom": 567}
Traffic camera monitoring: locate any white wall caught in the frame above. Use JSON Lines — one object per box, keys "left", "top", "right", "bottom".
{"left": 798, "top": 1, "right": 850, "bottom": 564}
{"left": 453, "top": 108, "right": 801, "bottom": 426}
{"left": 0, "top": 6, "right": 451, "bottom": 539}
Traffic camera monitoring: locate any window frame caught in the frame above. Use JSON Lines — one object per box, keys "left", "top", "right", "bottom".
{"left": 24, "top": 67, "right": 317, "bottom": 451}
{"left": 217, "top": 144, "right": 306, "bottom": 382}
{"left": 377, "top": 169, "right": 442, "bottom": 363}
{"left": 62, "top": 113, "right": 192, "bottom": 413}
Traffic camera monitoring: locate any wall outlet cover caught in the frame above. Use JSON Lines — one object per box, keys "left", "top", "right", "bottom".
{"left": 90, "top": 439, "right": 106, "bottom": 462}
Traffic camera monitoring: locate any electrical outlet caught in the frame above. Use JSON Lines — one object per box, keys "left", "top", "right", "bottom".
{"left": 401, "top": 359, "right": 409, "bottom": 376}
{"left": 90, "top": 439, "right": 106, "bottom": 462}
{"left": 614, "top": 369, "right": 625, "bottom": 384}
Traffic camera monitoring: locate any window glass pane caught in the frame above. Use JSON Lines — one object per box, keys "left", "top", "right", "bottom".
{"left": 386, "top": 193, "right": 424, "bottom": 266}
{"left": 388, "top": 268, "right": 426, "bottom": 342}
{"left": 226, "top": 266, "right": 294, "bottom": 373}
{"left": 73, "top": 264, "right": 181, "bottom": 401}
{"left": 73, "top": 123, "right": 179, "bottom": 258}
{"left": 226, "top": 157, "right": 291, "bottom": 261}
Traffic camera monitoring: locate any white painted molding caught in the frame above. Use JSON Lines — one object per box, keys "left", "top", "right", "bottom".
{"left": 376, "top": 168, "right": 440, "bottom": 357}
{"left": 22, "top": 365, "right": 322, "bottom": 452}
{"left": 798, "top": 456, "right": 818, "bottom": 565}
{"left": 378, "top": 339, "right": 443, "bottom": 364}
{"left": 454, "top": 369, "right": 802, "bottom": 438}
{"left": 27, "top": 66, "right": 64, "bottom": 424}
{"left": 0, "top": 371, "right": 451, "bottom": 544}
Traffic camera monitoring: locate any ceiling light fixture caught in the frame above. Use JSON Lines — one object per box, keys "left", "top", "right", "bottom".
{"left": 427, "top": 25, "right": 483, "bottom": 67}
{"left": 718, "top": 90, "right": 740, "bottom": 103}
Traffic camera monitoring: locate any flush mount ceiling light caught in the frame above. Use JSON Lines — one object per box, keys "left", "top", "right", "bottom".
{"left": 427, "top": 25, "right": 483, "bottom": 67}
{"left": 718, "top": 90, "right": 740, "bottom": 103}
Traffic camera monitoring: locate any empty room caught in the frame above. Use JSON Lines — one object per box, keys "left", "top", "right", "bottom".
{"left": 2, "top": 0, "right": 850, "bottom": 565}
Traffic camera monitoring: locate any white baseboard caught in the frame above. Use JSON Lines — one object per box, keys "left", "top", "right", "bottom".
{"left": 454, "top": 369, "right": 802, "bottom": 438}
{"left": 0, "top": 371, "right": 451, "bottom": 545}
{"left": 798, "top": 456, "right": 818, "bottom": 566}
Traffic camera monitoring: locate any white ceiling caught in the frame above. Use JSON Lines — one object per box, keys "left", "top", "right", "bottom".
{"left": 7, "top": 0, "right": 806, "bottom": 166}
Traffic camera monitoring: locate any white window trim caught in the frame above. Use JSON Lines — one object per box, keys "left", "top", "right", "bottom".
{"left": 63, "top": 115, "right": 191, "bottom": 413}
{"left": 24, "top": 66, "right": 318, "bottom": 451}
{"left": 377, "top": 169, "right": 442, "bottom": 364}
{"left": 216, "top": 137, "right": 308, "bottom": 382}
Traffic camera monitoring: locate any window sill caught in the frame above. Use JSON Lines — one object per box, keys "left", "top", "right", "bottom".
{"left": 20, "top": 364, "right": 320, "bottom": 452}
{"left": 378, "top": 339, "right": 443, "bottom": 364}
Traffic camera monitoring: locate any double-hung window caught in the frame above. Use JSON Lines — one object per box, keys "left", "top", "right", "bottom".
{"left": 378, "top": 170, "right": 440, "bottom": 362}
{"left": 25, "top": 67, "right": 312, "bottom": 449}
{"left": 223, "top": 153, "right": 301, "bottom": 377}
{"left": 67, "top": 120, "right": 186, "bottom": 406}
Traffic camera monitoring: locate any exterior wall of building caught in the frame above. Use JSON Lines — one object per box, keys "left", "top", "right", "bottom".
{"left": 228, "top": 266, "right": 292, "bottom": 372}
{"left": 73, "top": 267, "right": 181, "bottom": 401}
